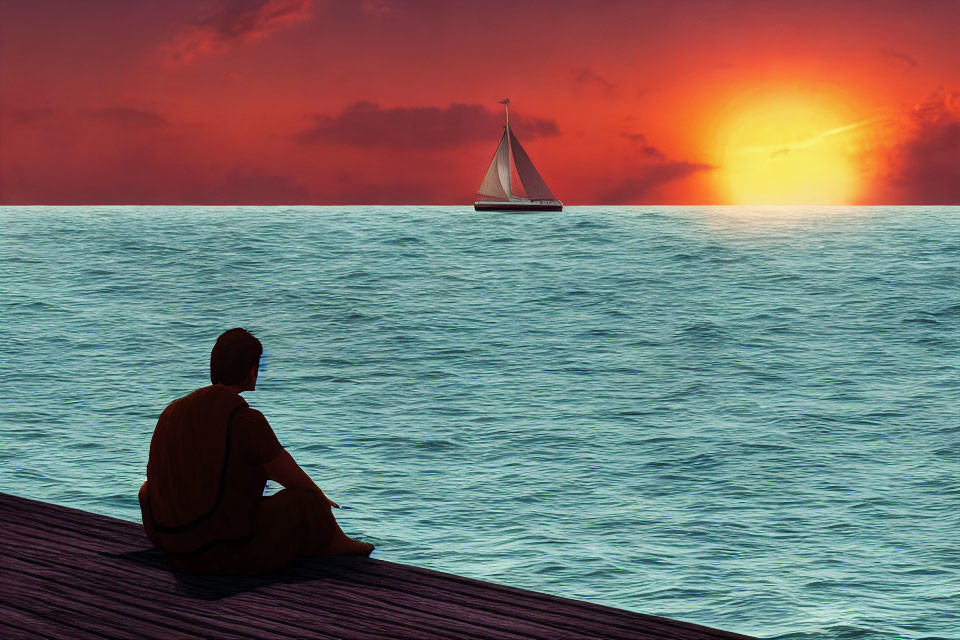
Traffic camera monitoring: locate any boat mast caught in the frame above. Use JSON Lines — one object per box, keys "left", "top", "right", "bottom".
{"left": 501, "top": 98, "right": 511, "bottom": 199}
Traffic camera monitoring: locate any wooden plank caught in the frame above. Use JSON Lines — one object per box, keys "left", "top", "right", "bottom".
{"left": 1, "top": 525, "right": 484, "bottom": 640}
{"left": 1, "top": 524, "right": 552, "bottom": 640}
{"left": 0, "top": 601, "right": 103, "bottom": 640}
{"left": 0, "top": 496, "right": 748, "bottom": 639}
{"left": 2, "top": 521, "right": 539, "bottom": 640}
{"left": 1, "top": 493, "right": 757, "bottom": 640}
{"left": 0, "top": 542, "right": 477, "bottom": 640}
{"left": 3, "top": 504, "right": 648, "bottom": 637}
{"left": 5, "top": 517, "right": 630, "bottom": 640}
{"left": 261, "top": 558, "right": 683, "bottom": 640}
{"left": 0, "top": 500, "right": 143, "bottom": 545}
{"left": 316, "top": 557, "right": 742, "bottom": 640}
{"left": 3, "top": 496, "right": 749, "bottom": 640}
{"left": 4, "top": 516, "right": 738, "bottom": 640}
{"left": 1, "top": 570, "right": 203, "bottom": 640}
{"left": 1, "top": 550, "right": 301, "bottom": 640}
{"left": 0, "top": 541, "right": 489, "bottom": 640}
{"left": 0, "top": 494, "right": 131, "bottom": 532}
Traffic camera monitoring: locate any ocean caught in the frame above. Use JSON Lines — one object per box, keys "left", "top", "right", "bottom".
{"left": 1, "top": 205, "right": 957, "bottom": 639}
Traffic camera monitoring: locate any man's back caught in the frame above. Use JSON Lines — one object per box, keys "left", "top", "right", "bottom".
{"left": 141, "top": 385, "right": 282, "bottom": 554}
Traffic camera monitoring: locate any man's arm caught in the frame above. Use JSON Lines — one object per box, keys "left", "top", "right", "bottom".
{"left": 263, "top": 450, "right": 339, "bottom": 508}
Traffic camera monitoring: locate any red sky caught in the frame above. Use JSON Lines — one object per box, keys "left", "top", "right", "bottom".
{"left": 1, "top": 0, "right": 959, "bottom": 205}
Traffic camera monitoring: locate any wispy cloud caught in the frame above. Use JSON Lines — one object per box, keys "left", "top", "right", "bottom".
{"left": 598, "top": 161, "right": 714, "bottom": 204}
{"left": 602, "top": 132, "right": 711, "bottom": 202}
{"left": 572, "top": 68, "right": 616, "bottom": 93}
{"left": 880, "top": 48, "right": 919, "bottom": 74}
{"left": 161, "top": 0, "right": 313, "bottom": 65}
{"left": 623, "top": 133, "right": 666, "bottom": 161}
{"left": 733, "top": 115, "right": 887, "bottom": 160}
{"left": 297, "top": 101, "right": 559, "bottom": 149}
{"left": 1, "top": 107, "right": 58, "bottom": 127}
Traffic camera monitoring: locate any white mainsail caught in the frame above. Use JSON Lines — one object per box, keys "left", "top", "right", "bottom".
{"left": 477, "top": 129, "right": 511, "bottom": 200}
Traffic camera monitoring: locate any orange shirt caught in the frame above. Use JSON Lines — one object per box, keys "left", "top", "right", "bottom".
{"left": 140, "top": 386, "right": 284, "bottom": 553}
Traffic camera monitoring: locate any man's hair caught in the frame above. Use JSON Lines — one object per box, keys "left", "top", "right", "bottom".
{"left": 210, "top": 328, "right": 263, "bottom": 385}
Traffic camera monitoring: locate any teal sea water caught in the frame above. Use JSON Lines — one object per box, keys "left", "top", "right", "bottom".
{"left": 1, "top": 206, "right": 958, "bottom": 639}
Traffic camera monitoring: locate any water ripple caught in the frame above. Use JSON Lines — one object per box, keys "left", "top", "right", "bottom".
{"left": 1, "top": 205, "right": 958, "bottom": 639}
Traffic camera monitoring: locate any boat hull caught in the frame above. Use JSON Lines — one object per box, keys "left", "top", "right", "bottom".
{"left": 474, "top": 201, "right": 563, "bottom": 212}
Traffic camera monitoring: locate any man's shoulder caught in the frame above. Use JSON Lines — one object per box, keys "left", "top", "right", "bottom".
{"left": 232, "top": 405, "right": 284, "bottom": 456}
{"left": 159, "top": 386, "right": 247, "bottom": 418}
{"left": 236, "top": 404, "right": 264, "bottom": 417}
{"left": 234, "top": 405, "right": 269, "bottom": 426}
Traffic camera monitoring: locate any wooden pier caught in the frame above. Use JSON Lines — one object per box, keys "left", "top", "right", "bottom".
{"left": 0, "top": 493, "right": 756, "bottom": 639}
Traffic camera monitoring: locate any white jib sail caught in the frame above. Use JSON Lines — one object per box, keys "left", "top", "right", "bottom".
{"left": 477, "top": 129, "right": 511, "bottom": 200}
{"left": 509, "top": 129, "right": 555, "bottom": 201}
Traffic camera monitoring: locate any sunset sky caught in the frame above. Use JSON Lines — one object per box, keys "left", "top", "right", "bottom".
{"left": 1, "top": 0, "right": 959, "bottom": 205}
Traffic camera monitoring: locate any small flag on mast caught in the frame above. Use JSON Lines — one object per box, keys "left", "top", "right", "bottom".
{"left": 498, "top": 98, "right": 510, "bottom": 126}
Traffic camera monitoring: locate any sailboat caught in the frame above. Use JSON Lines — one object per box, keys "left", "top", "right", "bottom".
{"left": 474, "top": 99, "right": 563, "bottom": 212}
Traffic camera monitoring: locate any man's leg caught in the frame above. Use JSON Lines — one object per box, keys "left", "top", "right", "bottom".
{"left": 262, "top": 488, "right": 374, "bottom": 558}
{"left": 163, "top": 487, "right": 373, "bottom": 575}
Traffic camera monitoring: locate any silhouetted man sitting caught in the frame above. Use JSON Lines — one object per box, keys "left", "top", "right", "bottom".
{"left": 138, "top": 328, "right": 373, "bottom": 574}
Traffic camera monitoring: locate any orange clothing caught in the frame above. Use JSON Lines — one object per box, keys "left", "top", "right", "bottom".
{"left": 139, "top": 385, "right": 284, "bottom": 554}
{"left": 157, "top": 487, "right": 338, "bottom": 575}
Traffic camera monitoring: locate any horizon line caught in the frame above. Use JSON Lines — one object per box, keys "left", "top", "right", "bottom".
{"left": 2, "top": 203, "right": 959, "bottom": 208}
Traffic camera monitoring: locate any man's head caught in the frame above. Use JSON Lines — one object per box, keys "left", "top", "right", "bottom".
{"left": 210, "top": 328, "right": 263, "bottom": 389}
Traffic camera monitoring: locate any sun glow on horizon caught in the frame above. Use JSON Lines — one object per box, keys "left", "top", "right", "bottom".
{"left": 715, "top": 92, "right": 866, "bottom": 205}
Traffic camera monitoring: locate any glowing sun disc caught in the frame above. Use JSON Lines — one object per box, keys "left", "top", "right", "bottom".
{"left": 716, "top": 93, "right": 863, "bottom": 205}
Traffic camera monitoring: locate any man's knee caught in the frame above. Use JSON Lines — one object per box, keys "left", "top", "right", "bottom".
{"left": 261, "top": 488, "right": 335, "bottom": 541}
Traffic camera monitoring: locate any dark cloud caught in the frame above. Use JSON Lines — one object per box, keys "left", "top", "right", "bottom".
{"left": 598, "top": 161, "right": 715, "bottom": 204}
{"left": 882, "top": 91, "right": 960, "bottom": 204}
{"left": 296, "top": 101, "right": 559, "bottom": 149}
{"left": 622, "top": 132, "right": 666, "bottom": 161}
{"left": 572, "top": 68, "right": 616, "bottom": 93}
{"left": 78, "top": 107, "right": 168, "bottom": 127}
{"left": 879, "top": 48, "right": 918, "bottom": 73}
{"left": 1, "top": 107, "right": 58, "bottom": 127}
{"left": 642, "top": 146, "right": 666, "bottom": 161}
{"left": 162, "top": 0, "right": 313, "bottom": 64}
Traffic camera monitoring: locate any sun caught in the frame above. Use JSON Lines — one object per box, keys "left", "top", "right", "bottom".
{"left": 715, "top": 91, "right": 864, "bottom": 205}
